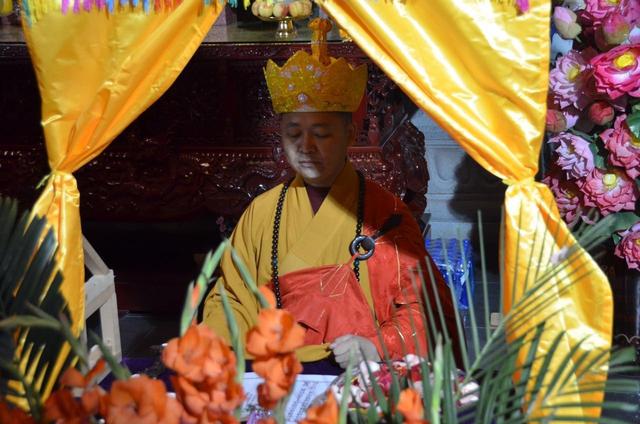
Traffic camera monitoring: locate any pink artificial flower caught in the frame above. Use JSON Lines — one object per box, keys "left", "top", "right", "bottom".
{"left": 516, "top": 0, "right": 529, "bottom": 14}
{"left": 601, "top": 115, "right": 640, "bottom": 178}
{"left": 588, "top": 101, "right": 615, "bottom": 125}
{"left": 615, "top": 222, "right": 640, "bottom": 269}
{"left": 543, "top": 173, "right": 584, "bottom": 223}
{"left": 563, "top": 105, "right": 582, "bottom": 129}
{"left": 620, "top": 0, "right": 640, "bottom": 26}
{"left": 584, "top": 0, "right": 622, "bottom": 24}
{"left": 581, "top": 168, "right": 638, "bottom": 215}
{"left": 602, "top": 10, "right": 631, "bottom": 45}
{"left": 549, "top": 132, "right": 595, "bottom": 179}
{"left": 550, "top": 50, "right": 591, "bottom": 110}
{"left": 546, "top": 109, "right": 568, "bottom": 132}
{"left": 554, "top": 6, "right": 583, "bottom": 39}
{"left": 591, "top": 44, "right": 640, "bottom": 99}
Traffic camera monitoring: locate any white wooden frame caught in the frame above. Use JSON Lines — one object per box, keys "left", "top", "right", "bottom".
{"left": 82, "top": 236, "right": 121, "bottom": 367}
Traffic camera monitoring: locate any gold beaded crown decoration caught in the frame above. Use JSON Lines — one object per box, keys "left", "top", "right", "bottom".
{"left": 264, "top": 18, "right": 368, "bottom": 113}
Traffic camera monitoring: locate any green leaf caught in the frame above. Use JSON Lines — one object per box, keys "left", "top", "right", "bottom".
{"left": 338, "top": 352, "right": 354, "bottom": 424}
{"left": 229, "top": 244, "right": 270, "bottom": 309}
{"left": 568, "top": 128, "right": 594, "bottom": 142}
{"left": 588, "top": 142, "right": 607, "bottom": 169}
{"left": 578, "top": 212, "right": 640, "bottom": 248}
{"left": 180, "top": 241, "right": 227, "bottom": 336}
{"left": 218, "top": 282, "right": 244, "bottom": 384}
{"left": 430, "top": 339, "right": 442, "bottom": 424}
{"left": 626, "top": 110, "right": 640, "bottom": 139}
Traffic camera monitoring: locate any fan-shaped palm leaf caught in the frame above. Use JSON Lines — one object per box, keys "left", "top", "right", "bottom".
{"left": 0, "top": 196, "right": 75, "bottom": 417}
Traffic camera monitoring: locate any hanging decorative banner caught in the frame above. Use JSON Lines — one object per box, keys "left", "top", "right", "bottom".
{"left": 20, "top": 0, "right": 229, "bottom": 24}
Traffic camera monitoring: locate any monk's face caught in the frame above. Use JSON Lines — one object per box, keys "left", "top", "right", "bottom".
{"left": 280, "top": 112, "right": 356, "bottom": 187}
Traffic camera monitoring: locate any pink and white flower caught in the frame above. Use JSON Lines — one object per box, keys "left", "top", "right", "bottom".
{"left": 581, "top": 168, "right": 638, "bottom": 215}
{"left": 550, "top": 50, "right": 591, "bottom": 109}
{"left": 588, "top": 100, "right": 615, "bottom": 124}
{"left": 549, "top": 132, "right": 595, "bottom": 179}
{"left": 584, "top": 0, "right": 622, "bottom": 24}
{"left": 615, "top": 222, "right": 640, "bottom": 269}
{"left": 546, "top": 109, "right": 568, "bottom": 132}
{"left": 620, "top": 0, "right": 640, "bottom": 27}
{"left": 601, "top": 115, "right": 640, "bottom": 178}
{"left": 591, "top": 44, "right": 640, "bottom": 99}
{"left": 602, "top": 10, "right": 631, "bottom": 45}
{"left": 554, "top": 6, "right": 583, "bottom": 39}
{"left": 543, "top": 173, "right": 584, "bottom": 223}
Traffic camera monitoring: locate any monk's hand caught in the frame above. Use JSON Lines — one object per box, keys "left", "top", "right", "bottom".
{"left": 330, "top": 335, "right": 380, "bottom": 368}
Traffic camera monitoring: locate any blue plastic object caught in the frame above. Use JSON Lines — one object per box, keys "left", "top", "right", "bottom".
{"left": 424, "top": 238, "right": 474, "bottom": 310}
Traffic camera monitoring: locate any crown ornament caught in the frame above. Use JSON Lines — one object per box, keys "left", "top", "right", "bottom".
{"left": 264, "top": 18, "right": 368, "bottom": 113}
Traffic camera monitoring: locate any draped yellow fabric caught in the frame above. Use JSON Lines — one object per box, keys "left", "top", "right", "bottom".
{"left": 317, "top": 0, "right": 611, "bottom": 419}
{"left": 22, "top": 0, "right": 222, "bottom": 396}
{"left": 0, "top": 0, "right": 11, "bottom": 16}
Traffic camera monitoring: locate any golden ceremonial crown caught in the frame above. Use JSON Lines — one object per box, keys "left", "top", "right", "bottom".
{"left": 264, "top": 18, "right": 368, "bottom": 113}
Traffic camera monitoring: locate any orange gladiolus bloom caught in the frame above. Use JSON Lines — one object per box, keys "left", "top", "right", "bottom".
{"left": 299, "top": 391, "right": 338, "bottom": 424}
{"left": 44, "top": 360, "right": 108, "bottom": 423}
{"left": 171, "top": 373, "right": 244, "bottom": 423}
{"left": 259, "top": 286, "right": 277, "bottom": 309}
{"left": 0, "top": 399, "right": 36, "bottom": 424}
{"left": 43, "top": 389, "right": 87, "bottom": 423}
{"left": 246, "top": 309, "right": 305, "bottom": 358}
{"left": 253, "top": 353, "right": 302, "bottom": 409}
{"left": 103, "top": 375, "right": 183, "bottom": 424}
{"left": 163, "top": 324, "right": 237, "bottom": 384}
{"left": 397, "top": 388, "right": 428, "bottom": 424}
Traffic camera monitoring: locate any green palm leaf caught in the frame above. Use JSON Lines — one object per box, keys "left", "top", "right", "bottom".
{"left": 0, "top": 196, "right": 75, "bottom": 417}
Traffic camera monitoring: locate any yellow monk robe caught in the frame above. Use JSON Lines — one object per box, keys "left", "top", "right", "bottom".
{"left": 203, "top": 162, "right": 457, "bottom": 361}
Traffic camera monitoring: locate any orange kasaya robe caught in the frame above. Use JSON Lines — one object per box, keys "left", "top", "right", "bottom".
{"left": 203, "top": 162, "right": 458, "bottom": 362}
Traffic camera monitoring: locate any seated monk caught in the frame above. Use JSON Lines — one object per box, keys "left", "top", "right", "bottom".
{"left": 203, "top": 18, "right": 459, "bottom": 368}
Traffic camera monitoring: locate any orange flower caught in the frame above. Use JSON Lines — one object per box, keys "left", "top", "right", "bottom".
{"left": 163, "top": 324, "right": 237, "bottom": 383}
{"left": 396, "top": 388, "right": 428, "bottom": 424}
{"left": 81, "top": 386, "right": 107, "bottom": 416}
{"left": 0, "top": 399, "right": 36, "bottom": 424}
{"left": 253, "top": 353, "right": 302, "bottom": 409}
{"left": 246, "top": 309, "right": 305, "bottom": 358}
{"left": 259, "top": 286, "right": 277, "bottom": 308}
{"left": 44, "top": 360, "right": 108, "bottom": 423}
{"left": 103, "top": 375, "right": 182, "bottom": 424}
{"left": 299, "top": 391, "right": 338, "bottom": 424}
{"left": 171, "top": 373, "right": 244, "bottom": 422}
{"left": 59, "top": 359, "right": 106, "bottom": 390}
{"left": 257, "top": 418, "right": 277, "bottom": 424}
{"left": 43, "top": 389, "right": 87, "bottom": 423}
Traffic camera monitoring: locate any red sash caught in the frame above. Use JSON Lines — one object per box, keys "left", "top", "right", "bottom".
{"left": 270, "top": 260, "right": 377, "bottom": 345}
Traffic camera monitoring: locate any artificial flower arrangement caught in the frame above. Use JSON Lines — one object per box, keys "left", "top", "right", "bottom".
{"left": 1, "top": 195, "right": 639, "bottom": 423}
{"left": 544, "top": 0, "right": 640, "bottom": 269}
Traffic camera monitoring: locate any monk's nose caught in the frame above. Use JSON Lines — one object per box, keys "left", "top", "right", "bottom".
{"left": 299, "top": 132, "right": 317, "bottom": 153}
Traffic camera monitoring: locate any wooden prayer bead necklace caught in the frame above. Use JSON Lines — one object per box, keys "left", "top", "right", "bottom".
{"left": 270, "top": 172, "right": 366, "bottom": 309}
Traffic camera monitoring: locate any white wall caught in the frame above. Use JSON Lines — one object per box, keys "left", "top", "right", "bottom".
{"left": 411, "top": 110, "right": 504, "bottom": 247}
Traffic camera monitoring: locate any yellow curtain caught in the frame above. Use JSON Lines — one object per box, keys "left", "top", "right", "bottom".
{"left": 22, "top": 0, "right": 222, "bottom": 396}
{"left": 317, "top": 0, "right": 611, "bottom": 419}
{"left": 0, "top": 0, "right": 11, "bottom": 16}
